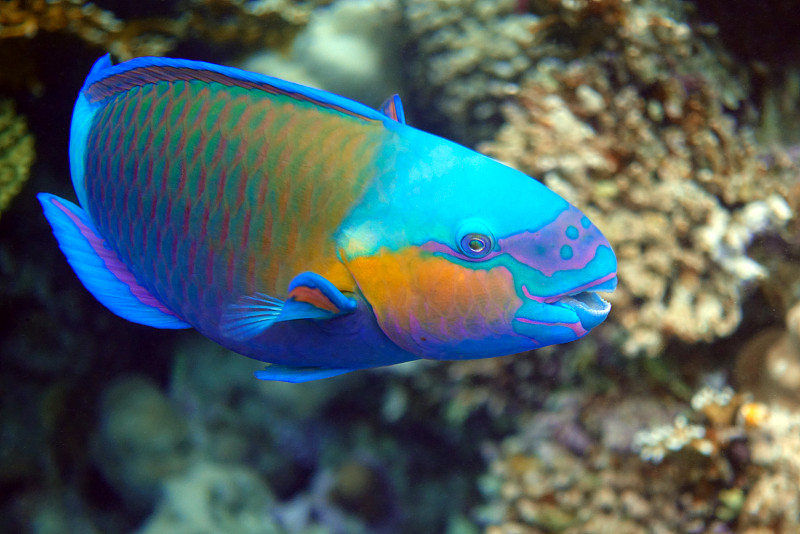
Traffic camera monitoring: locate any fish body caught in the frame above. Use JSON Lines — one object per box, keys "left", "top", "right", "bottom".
{"left": 39, "top": 55, "right": 617, "bottom": 382}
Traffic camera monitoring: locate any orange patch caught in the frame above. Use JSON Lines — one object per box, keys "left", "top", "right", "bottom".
{"left": 344, "top": 246, "right": 520, "bottom": 356}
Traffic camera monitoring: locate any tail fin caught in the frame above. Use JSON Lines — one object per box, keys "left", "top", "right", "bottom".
{"left": 38, "top": 193, "right": 191, "bottom": 329}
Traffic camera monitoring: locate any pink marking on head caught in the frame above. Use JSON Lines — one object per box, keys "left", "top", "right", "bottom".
{"left": 499, "top": 207, "right": 608, "bottom": 277}
{"left": 522, "top": 284, "right": 551, "bottom": 303}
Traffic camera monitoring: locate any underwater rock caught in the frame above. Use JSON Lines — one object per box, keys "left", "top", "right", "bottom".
{"left": 0, "top": 98, "right": 34, "bottom": 219}
{"left": 735, "top": 301, "right": 800, "bottom": 409}
{"left": 135, "top": 461, "right": 280, "bottom": 534}
{"left": 93, "top": 375, "right": 191, "bottom": 510}
{"left": 242, "top": 0, "right": 402, "bottom": 107}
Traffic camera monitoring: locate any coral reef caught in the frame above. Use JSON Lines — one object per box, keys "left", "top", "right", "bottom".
{"left": 479, "top": 384, "right": 777, "bottom": 533}
{"left": 480, "top": 0, "right": 798, "bottom": 356}
{"left": 6, "top": 0, "right": 800, "bottom": 533}
{"left": 0, "top": 0, "right": 311, "bottom": 63}
{"left": 0, "top": 98, "right": 34, "bottom": 218}
{"left": 403, "top": 0, "right": 541, "bottom": 145}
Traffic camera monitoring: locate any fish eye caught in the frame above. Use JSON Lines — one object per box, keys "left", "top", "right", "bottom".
{"left": 459, "top": 232, "right": 493, "bottom": 258}
{"left": 456, "top": 220, "right": 495, "bottom": 259}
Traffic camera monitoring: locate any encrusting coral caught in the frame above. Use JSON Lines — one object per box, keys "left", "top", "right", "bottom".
{"left": 480, "top": 0, "right": 797, "bottom": 356}
{"left": 0, "top": 98, "right": 34, "bottom": 218}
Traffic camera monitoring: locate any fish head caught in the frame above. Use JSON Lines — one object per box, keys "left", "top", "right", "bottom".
{"left": 338, "top": 128, "right": 617, "bottom": 360}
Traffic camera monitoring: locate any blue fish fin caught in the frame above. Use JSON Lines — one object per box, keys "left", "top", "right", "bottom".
{"left": 286, "top": 271, "right": 358, "bottom": 315}
{"left": 221, "top": 272, "right": 357, "bottom": 341}
{"left": 378, "top": 94, "right": 405, "bottom": 123}
{"left": 255, "top": 364, "right": 354, "bottom": 383}
{"left": 37, "top": 193, "right": 191, "bottom": 329}
{"left": 220, "top": 292, "right": 287, "bottom": 340}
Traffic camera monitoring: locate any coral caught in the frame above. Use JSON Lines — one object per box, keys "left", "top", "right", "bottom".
{"left": 0, "top": 98, "right": 34, "bottom": 218}
{"left": 0, "top": 0, "right": 154, "bottom": 58}
{"left": 0, "top": 0, "right": 312, "bottom": 62}
{"left": 403, "top": 0, "right": 543, "bottom": 145}
{"left": 738, "top": 406, "right": 800, "bottom": 532}
{"left": 632, "top": 385, "right": 750, "bottom": 467}
{"left": 632, "top": 414, "right": 709, "bottom": 464}
{"left": 479, "top": 385, "right": 773, "bottom": 534}
{"left": 0, "top": 0, "right": 122, "bottom": 40}
{"left": 480, "top": 0, "right": 798, "bottom": 356}
{"left": 183, "top": 0, "right": 312, "bottom": 54}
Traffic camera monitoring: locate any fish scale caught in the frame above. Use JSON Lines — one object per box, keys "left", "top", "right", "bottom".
{"left": 85, "top": 77, "right": 385, "bottom": 337}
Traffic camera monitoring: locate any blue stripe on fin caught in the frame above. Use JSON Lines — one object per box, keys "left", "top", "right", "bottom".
{"left": 37, "top": 193, "right": 191, "bottom": 329}
{"left": 379, "top": 94, "right": 405, "bottom": 124}
{"left": 82, "top": 55, "right": 388, "bottom": 122}
{"left": 255, "top": 364, "right": 354, "bottom": 383}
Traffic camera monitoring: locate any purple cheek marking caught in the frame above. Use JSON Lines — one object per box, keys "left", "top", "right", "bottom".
{"left": 499, "top": 207, "right": 606, "bottom": 277}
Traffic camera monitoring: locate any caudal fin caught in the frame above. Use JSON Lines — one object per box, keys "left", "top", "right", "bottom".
{"left": 38, "top": 193, "right": 191, "bottom": 329}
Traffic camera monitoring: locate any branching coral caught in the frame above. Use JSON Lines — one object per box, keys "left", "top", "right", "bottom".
{"left": 480, "top": 1, "right": 797, "bottom": 356}
{"left": 0, "top": 98, "right": 34, "bottom": 218}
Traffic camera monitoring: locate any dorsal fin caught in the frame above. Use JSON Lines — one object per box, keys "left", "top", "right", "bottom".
{"left": 378, "top": 94, "right": 406, "bottom": 123}
{"left": 81, "top": 54, "right": 387, "bottom": 123}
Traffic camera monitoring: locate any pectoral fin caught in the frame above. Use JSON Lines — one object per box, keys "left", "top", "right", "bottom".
{"left": 220, "top": 271, "right": 357, "bottom": 341}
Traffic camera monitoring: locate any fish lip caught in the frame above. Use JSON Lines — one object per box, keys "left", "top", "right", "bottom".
{"left": 520, "top": 274, "right": 616, "bottom": 332}
{"left": 556, "top": 290, "right": 611, "bottom": 318}
{"left": 552, "top": 275, "right": 616, "bottom": 330}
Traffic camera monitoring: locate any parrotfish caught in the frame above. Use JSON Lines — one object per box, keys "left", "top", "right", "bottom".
{"left": 38, "top": 55, "right": 617, "bottom": 382}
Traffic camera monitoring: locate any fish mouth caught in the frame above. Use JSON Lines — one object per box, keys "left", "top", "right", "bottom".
{"left": 556, "top": 291, "right": 611, "bottom": 330}
{"left": 553, "top": 275, "right": 616, "bottom": 330}
{"left": 520, "top": 274, "right": 617, "bottom": 333}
